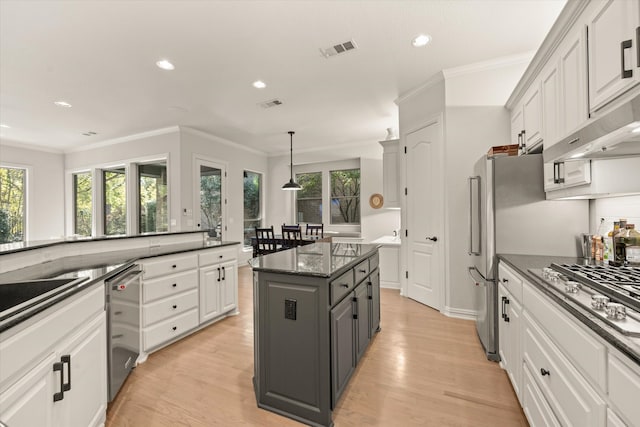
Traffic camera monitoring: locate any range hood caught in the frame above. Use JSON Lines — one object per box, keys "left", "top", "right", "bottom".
{"left": 543, "top": 93, "right": 640, "bottom": 163}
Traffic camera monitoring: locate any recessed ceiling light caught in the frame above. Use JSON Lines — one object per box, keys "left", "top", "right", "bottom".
{"left": 411, "top": 34, "right": 432, "bottom": 47}
{"left": 54, "top": 101, "right": 72, "bottom": 108}
{"left": 0, "top": 124, "right": 9, "bottom": 128}
{"left": 156, "top": 59, "right": 175, "bottom": 70}
{"left": 253, "top": 80, "right": 267, "bottom": 89}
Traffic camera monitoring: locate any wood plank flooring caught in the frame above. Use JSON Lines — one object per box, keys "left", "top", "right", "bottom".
{"left": 106, "top": 266, "right": 527, "bottom": 426}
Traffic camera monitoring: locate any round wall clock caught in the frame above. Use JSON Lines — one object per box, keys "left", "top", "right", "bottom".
{"left": 369, "top": 193, "right": 384, "bottom": 209}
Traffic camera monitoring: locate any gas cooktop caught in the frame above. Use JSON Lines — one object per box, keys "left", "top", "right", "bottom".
{"left": 528, "top": 263, "right": 640, "bottom": 337}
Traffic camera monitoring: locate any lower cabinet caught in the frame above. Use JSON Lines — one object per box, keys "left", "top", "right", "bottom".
{"left": 0, "top": 285, "right": 108, "bottom": 427}
{"left": 498, "top": 282, "right": 522, "bottom": 402}
{"left": 199, "top": 260, "right": 238, "bottom": 323}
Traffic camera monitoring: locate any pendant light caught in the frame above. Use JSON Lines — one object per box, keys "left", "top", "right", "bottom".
{"left": 282, "top": 131, "right": 302, "bottom": 191}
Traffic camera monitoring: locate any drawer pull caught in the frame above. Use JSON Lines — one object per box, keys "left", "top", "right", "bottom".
{"left": 340, "top": 283, "right": 349, "bottom": 288}
{"left": 540, "top": 368, "right": 551, "bottom": 377}
{"left": 172, "top": 305, "right": 177, "bottom": 309}
{"left": 172, "top": 283, "right": 177, "bottom": 288}
{"left": 172, "top": 264, "right": 177, "bottom": 268}
{"left": 53, "top": 361, "right": 64, "bottom": 402}
{"left": 61, "top": 355, "right": 71, "bottom": 392}
{"left": 358, "top": 269, "right": 367, "bottom": 273}
{"left": 219, "top": 254, "right": 223, "bottom": 258}
{"left": 172, "top": 326, "right": 177, "bottom": 331}
{"left": 502, "top": 278, "right": 508, "bottom": 283}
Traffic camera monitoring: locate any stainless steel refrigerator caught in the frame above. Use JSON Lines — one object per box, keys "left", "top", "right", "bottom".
{"left": 467, "top": 153, "right": 588, "bottom": 361}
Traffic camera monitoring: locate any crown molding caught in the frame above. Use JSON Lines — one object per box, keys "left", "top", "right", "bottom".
{"left": 395, "top": 71, "right": 445, "bottom": 105}
{"left": 179, "top": 126, "right": 267, "bottom": 156}
{"left": 0, "top": 138, "right": 64, "bottom": 154}
{"left": 442, "top": 51, "right": 534, "bottom": 79}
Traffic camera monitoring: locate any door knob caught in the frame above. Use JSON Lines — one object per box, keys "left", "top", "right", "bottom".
{"left": 426, "top": 236, "right": 438, "bottom": 242}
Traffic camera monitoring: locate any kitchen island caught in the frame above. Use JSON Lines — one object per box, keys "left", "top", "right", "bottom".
{"left": 249, "top": 242, "right": 380, "bottom": 427}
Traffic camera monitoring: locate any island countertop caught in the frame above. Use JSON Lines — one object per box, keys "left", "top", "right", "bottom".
{"left": 248, "top": 242, "right": 379, "bottom": 278}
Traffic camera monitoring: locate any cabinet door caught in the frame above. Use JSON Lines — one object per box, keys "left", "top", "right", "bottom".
{"left": 543, "top": 162, "right": 561, "bottom": 192}
{"left": 563, "top": 160, "right": 591, "bottom": 189}
{"left": 199, "top": 265, "right": 222, "bottom": 323}
{"left": 588, "top": 0, "right": 640, "bottom": 112}
{"left": 523, "top": 84, "right": 543, "bottom": 151}
{"left": 0, "top": 354, "right": 57, "bottom": 427}
{"left": 523, "top": 362, "right": 562, "bottom": 427}
{"left": 498, "top": 284, "right": 511, "bottom": 373}
{"left": 368, "top": 269, "right": 381, "bottom": 338}
{"left": 57, "top": 313, "right": 108, "bottom": 427}
{"left": 220, "top": 261, "right": 237, "bottom": 313}
{"left": 330, "top": 295, "right": 355, "bottom": 408}
{"left": 507, "top": 295, "right": 522, "bottom": 402}
{"left": 541, "top": 60, "right": 560, "bottom": 149}
{"left": 510, "top": 105, "right": 524, "bottom": 147}
{"left": 354, "top": 282, "right": 369, "bottom": 362}
{"left": 559, "top": 25, "right": 588, "bottom": 136}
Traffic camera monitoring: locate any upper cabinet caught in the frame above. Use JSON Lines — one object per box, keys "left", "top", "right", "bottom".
{"left": 587, "top": 0, "right": 640, "bottom": 112}
{"left": 379, "top": 139, "right": 400, "bottom": 209}
{"left": 509, "top": 84, "right": 543, "bottom": 154}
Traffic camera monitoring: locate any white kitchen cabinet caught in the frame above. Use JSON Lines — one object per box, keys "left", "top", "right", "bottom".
{"left": 199, "top": 260, "right": 237, "bottom": 323}
{"left": 543, "top": 160, "right": 591, "bottom": 192}
{"left": 498, "top": 283, "right": 522, "bottom": 402}
{"left": 510, "top": 101, "right": 525, "bottom": 149}
{"left": 522, "top": 362, "right": 562, "bottom": 427}
{"left": 379, "top": 138, "right": 400, "bottom": 208}
{"left": 587, "top": 0, "right": 640, "bottom": 112}
{"left": 540, "top": 60, "right": 560, "bottom": 149}
{"left": 559, "top": 23, "right": 588, "bottom": 137}
{"left": 608, "top": 353, "right": 640, "bottom": 426}
{"left": 0, "top": 285, "right": 107, "bottom": 427}
{"left": 522, "top": 83, "right": 543, "bottom": 152}
{"left": 376, "top": 244, "right": 399, "bottom": 288}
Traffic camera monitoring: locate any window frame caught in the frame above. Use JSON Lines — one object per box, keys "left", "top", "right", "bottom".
{"left": 293, "top": 158, "right": 361, "bottom": 234}
{"left": 137, "top": 160, "right": 169, "bottom": 234}
{"left": 102, "top": 166, "right": 128, "bottom": 236}
{"left": 72, "top": 171, "right": 93, "bottom": 237}
{"left": 243, "top": 169, "right": 264, "bottom": 248}
{"left": 0, "top": 164, "right": 28, "bottom": 243}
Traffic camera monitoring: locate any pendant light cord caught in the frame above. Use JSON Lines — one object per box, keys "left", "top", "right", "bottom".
{"left": 288, "top": 131, "right": 295, "bottom": 180}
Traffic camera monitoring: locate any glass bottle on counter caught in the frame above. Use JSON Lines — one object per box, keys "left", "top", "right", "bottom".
{"left": 625, "top": 224, "right": 640, "bottom": 266}
{"left": 604, "top": 221, "right": 619, "bottom": 262}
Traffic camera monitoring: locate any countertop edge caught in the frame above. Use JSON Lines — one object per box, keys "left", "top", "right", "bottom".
{"left": 498, "top": 254, "right": 640, "bottom": 366}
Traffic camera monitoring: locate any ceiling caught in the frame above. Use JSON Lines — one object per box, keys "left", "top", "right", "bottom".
{"left": 0, "top": 0, "right": 566, "bottom": 155}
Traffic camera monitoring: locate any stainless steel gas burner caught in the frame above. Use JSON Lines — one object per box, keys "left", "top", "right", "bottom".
{"left": 528, "top": 264, "right": 640, "bottom": 337}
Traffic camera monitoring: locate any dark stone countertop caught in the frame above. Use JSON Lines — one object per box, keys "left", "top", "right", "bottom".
{"left": 498, "top": 254, "right": 640, "bottom": 366}
{"left": 0, "top": 240, "right": 240, "bottom": 333}
{"left": 249, "top": 242, "right": 379, "bottom": 278}
{"left": 0, "top": 229, "right": 219, "bottom": 254}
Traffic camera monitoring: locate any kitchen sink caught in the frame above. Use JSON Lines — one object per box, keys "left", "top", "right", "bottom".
{"left": 0, "top": 277, "right": 89, "bottom": 315}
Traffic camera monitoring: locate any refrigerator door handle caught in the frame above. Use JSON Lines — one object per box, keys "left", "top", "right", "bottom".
{"left": 468, "top": 176, "right": 481, "bottom": 255}
{"left": 468, "top": 266, "right": 490, "bottom": 286}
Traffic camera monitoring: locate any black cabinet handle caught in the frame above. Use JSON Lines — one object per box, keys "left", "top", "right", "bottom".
{"left": 540, "top": 368, "right": 550, "bottom": 376}
{"left": 172, "top": 326, "right": 177, "bottom": 331}
{"left": 504, "top": 298, "right": 510, "bottom": 322}
{"left": 358, "top": 269, "right": 367, "bottom": 273}
{"left": 501, "top": 296, "right": 507, "bottom": 320}
{"left": 622, "top": 39, "right": 633, "bottom": 78}
{"left": 222, "top": 266, "right": 226, "bottom": 281}
{"left": 502, "top": 278, "right": 508, "bottom": 283}
{"left": 172, "top": 283, "right": 177, "bottom": 288}
{"left": 219, "top": 254, "right": 223, "bottom": 258}
{"left": 172, "top": 264, "right": 177, "bottom": 269}
{"left": 217, "top": 267, "right": 221, "bottom": 282}
{"left": 340, "top": 283, "right": 349, "bottom": 288}
{"left": 172, "top": 304, "right": 177, "bottom": 309}
{"left": 61, "top": 355, "right": 71, "bottom": 392}
{"left": 53, "top": 361, "right": 64, "bottom": 401}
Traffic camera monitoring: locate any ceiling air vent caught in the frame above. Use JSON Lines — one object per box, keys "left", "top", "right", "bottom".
{"left": 320, "top": 39, "right": 358, "bottom": 58}
{"left": 259, "top": 98, "right": 283, "bottom": 109}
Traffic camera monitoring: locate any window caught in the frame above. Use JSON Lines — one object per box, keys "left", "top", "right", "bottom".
{"left": 243, "top": 170, "right": 262, "bottom": 247}
{"left": 138, "top": 162, "right": 168, "bottom": 233}
{"left": 103, "top": 167, "right": 127, "bottom": 236}
{"left": 330, "top": 169, "right": 360, "bottom": 224}
{"left": 73, "top": 172, "right": 92, "bottom": 236}
{"left": 0, "top": 166, "right": 26, "bottom": 243}
{"left": 295, "top": 172, "right": 322, "bottom": 224}
{"left": 198, "top": 161, "right": 223, "bottom": 240}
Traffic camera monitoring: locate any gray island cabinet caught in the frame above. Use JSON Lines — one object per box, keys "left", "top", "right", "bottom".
{"left": 249, "top": 242, "right": 380, "bottom": 427}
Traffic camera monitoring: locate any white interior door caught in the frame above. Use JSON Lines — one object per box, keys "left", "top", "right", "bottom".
{"left": 405, "top": 119, "right": 444, "bottom": 310}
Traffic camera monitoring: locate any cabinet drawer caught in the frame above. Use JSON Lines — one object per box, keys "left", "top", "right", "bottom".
{"left": 523, "top": 362, "right": 561, "bottom": 427}
{"left": 142, "top": 253, "right": 198, "bottom": 279}
{"left": 523, "top": 284, "right": 606, "bottom": 390}
{"left": 608, "top": 354, "right": 640, "bottom": 426}
{"left": 0, "top": 284, "right": 104, "bottom": 388}
{"left": 523, "top": 312, "right": 605, "bottom": 427}
{"left": 143, "top": 289, "right": 198, "bottom": 326}
{"left": 199, "top": 247, "right": 236, "bottom": 267}
{"left": 369, "top": 252, "right": 379, "bottom": 272}
{"left": 354, "top": 259, "right": 370, "bottom": 285}
{"left": 142, "top": 270, "right": 198, "bottom": 303}
{"left": 330, "top": 269, "right": 354, "bottom": 306}
{"left": 498, "top": 262, "right": 523, "bottom": 304}
{"left": 143, "top": 308, "right": 199, "bottom": 351}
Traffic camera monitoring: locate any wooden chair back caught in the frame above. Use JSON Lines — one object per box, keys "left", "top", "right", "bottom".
{"left": 305, "top": 223, "right": 324, "bottom": 238}
{"left": 281, "top": 224, "right": 302, "bottom": 249}
{"left": 255, "top": 226, "right": 277, "bottom": 255}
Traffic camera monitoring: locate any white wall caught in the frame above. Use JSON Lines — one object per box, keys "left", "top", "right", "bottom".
{"left": 589, "top": 195, "right": 640, "bottom": 235}
{"left": 265, "top": 141, "right": 400, "bottom": 242}
{"left": 0, "top": 141, "right": 65, "bottom": 240}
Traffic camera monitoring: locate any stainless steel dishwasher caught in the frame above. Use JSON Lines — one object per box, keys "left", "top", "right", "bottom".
{"left": 105, "top": 264, "right": 142, "bottom": 401}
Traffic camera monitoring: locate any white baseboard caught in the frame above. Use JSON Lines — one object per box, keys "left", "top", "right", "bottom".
{"left": 443, "top": 306, "right": 477, "bottom": 321}
{"left": 380, "top": 281, "right": 400, "bottom": 289}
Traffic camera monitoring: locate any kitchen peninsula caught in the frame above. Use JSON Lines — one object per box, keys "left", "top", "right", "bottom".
{"left": 250, "top": 242, "right": 380, "bottom": 427}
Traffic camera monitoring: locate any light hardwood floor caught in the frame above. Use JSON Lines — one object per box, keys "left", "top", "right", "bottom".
{"left": 106, "top": 266, "right": 527, "bottom": 426}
